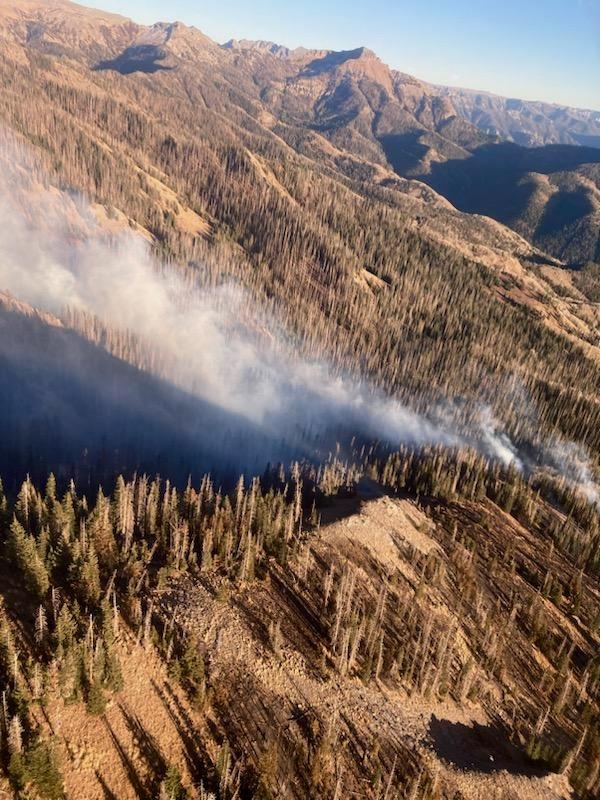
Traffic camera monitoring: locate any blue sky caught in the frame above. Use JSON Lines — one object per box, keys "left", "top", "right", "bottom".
{"left": 91, "top": 0, "right": 600, "bottom": 109}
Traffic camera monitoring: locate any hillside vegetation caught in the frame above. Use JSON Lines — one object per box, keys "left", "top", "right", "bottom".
{"left": 0, "top": 3, "right": 598, "bottom": 799}
{"left": 0, "top": 446, "right": 598, "bottom": 799}
{"left": 1, "top": 2, "right": 600, "bottom": 470}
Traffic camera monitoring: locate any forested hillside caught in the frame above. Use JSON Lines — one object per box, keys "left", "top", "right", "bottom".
{"left": 0, "top": 2, "right": 598, "bottom": 799}
{"left": 1, "top": 0, "right": 600, "bottom": 473}
{"left": 0, "top": 449, "right": 598, "bottom": 799}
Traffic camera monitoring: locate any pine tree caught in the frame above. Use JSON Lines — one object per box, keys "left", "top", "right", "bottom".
{"left": 160, "top": 764, "right": 186, "bottom": 799}
{"left": 53, "top": 603, "right": 77, "bottom": 654}
{"left": 73, "top": 543, "right": 101, "bottom": 608}
{"left": 45, "top": 474, "right": 57, "bottom": 503}
{"left": 21, "top": 738, "right": 65, "bottom": 799}
{"left": 35, "top": 605, "right": 48, "bottom": 646}
{"left": 7, "top": 714, "right": 23, "bottom": 755}
{"left": 86, "top": 679, "right": 106, "bottom": 715}
{"left": 57, "top": 644, "right": 81, "bottom": 701}
{"left": 60, "top": 492, "right": 77, "bottom": 539}
{"left": 7, "top": 518, "right": 49, "bottom": 599}
{"left": 15, "top": 478, "right": 31, "bottom": 529}
{"left": 90, "top": 487, "right": 118, "bottom": 570}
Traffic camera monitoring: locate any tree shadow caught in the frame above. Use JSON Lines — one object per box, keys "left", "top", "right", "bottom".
{"left": 151, "top": 678, "right": 215, "bottom": 789}
{"left": 95, "top": 770, "right": 120, "bottom": 800}
{"left": 118, "top": 702, "right": 167, "bottom": 789}
{"left": 428, "top": 716, "right": 548, "bottom": 776}
{"left": 316, "top": 477, "right": 390, "bottom": 528}
{"left": 103, "top": 716, "right": 152, "bottom": 800}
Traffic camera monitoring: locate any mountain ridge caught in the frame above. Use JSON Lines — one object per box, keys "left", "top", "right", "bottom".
{"left": 217, "top": 33, "right": 600, "bottom": 126}
{"left": 0, "top": 3, "right": 599, "bottom": 799}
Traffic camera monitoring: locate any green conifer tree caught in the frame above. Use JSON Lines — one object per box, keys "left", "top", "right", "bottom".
{"left": 7, "top": 518, "right": 49, "bottom": 599}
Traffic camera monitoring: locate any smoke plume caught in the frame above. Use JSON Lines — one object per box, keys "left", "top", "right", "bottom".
{"left": 0, "top": 146, "right": 463, "bottom": 463}
{"left": 0, "top": 132, "right": 597, "bottom": 501}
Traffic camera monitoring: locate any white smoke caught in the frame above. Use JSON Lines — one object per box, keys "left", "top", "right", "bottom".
{"left": 477, "top": 406, "right": 524, "bottom": 470}
{"left": 0, "top": 132, "right": 596, "bottom": 503}
{"left": 0, "top": 153, "right": 463, "bottom": 454}
{"left": 542, "top": 438, "right": 600, "bottom": 506}
{"left": 493, "top": 376, "right": 600, "bottom": 504}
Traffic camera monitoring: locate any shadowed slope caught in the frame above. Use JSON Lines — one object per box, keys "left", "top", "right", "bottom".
{"left": 0, "top": 295, "right": 296, "bottom": 489}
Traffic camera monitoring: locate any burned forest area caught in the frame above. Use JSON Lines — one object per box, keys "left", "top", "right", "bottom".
{"left": 0, "top": 2, "right": 598, "bottom": 799}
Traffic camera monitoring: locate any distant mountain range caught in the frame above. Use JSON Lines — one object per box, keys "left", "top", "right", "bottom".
{"left": 437, "top": 85, "right": 600, "bottom": 148}
{"left": 0, "top": 0, "right": 598, "bottom": 266}
{"left": 226, "top": 38, "right": 600, "bottom": 149}
{"left": 220, "top": 39, "right": 600, "bottom": 264}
